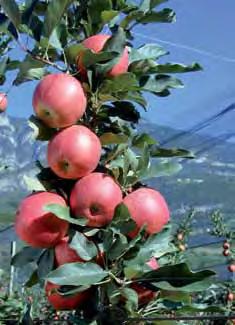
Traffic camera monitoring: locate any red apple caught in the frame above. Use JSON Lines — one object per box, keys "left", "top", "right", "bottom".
{"left": 228, "top": 264, "right": 235, "bottom": 272}
{"left": 47, "top": 125, "right": 101, "bottom": 179}
{"left": 223, "top": 249, "right": 230, "bottom": 257}
{"left": 33, "top": 73, "right": 87, "bottom": 128}
{"left": 45, "top": 282, "right": 90, "bottom": 310}
{"left": 55, "top": 237, "right": 83, "bottom": 266}
{"left": 70, "top": 172, "right": 123, "bottom": 227}
{"left": 227, "top": 292, "right": 234, "bottom": 302}
{"left": 123, "top": 188, "right": 170, "bottom": 236}
{"left": 223, "top": 241, "right": 230, "bottom": 250}
{"left": 55, "top": 236, "right": 105, "bottom": 266}
{"left": 131, "top": 283, "right": 156, "bottom": 305}
{"left": 77, "top": 34, "right": 129, "bottom": 77}
{"left": 15, "top": 192, "right": 69, "bottom": 248}
{"left": 146, "top": 257, "right": 159, "bottom": 270}
{"left": 131, "top": 258, "right": 159, "bottom": 305}
{"left": 0, "top": 93, "right": 7, "bottom": 113}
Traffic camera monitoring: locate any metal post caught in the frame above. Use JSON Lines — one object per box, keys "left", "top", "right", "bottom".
{"left": 9, "top": 241, "right": 16, "bottom": 296}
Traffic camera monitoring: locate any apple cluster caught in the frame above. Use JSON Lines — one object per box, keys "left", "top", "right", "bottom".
{"left": 14, "top": 35, "right": 170, "bottom": 310}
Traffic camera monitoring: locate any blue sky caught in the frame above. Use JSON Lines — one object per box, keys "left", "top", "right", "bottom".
{"left": 3, "top": 0, "right": 235, "bottom": 136}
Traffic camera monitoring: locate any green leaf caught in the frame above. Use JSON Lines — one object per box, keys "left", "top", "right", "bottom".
{"left": 6, "top": 60, "right": 20, "bottom": 71}
{"left": 28, "top": 115, "right": 57, "bottom": 141}
{"left": 125, "top": 91, "right": 147, "bottom": 109}
{"left": 121, "top": 288, "right": 138, "bottom": 312}
{"left": 101, "top": 10, "right": 119, "bottom": 23}
{"left": 14, "top": 55, "right": 46, "bottom": 85}
{"left": 132, "top": 133, "right": 157, "bottom": 149}
{"left": 0, "top": 56, "right": 8, "bottom": 78}
{"left": 150, "top": 0, "right": 169, "bottom": 9}
{"left": 139, "top": 161, "right": 182, "bottom": 181}
{"left": 24, "top": 270, "right": 39, "bottom": 288}
{"left": 88, "top": 0, "right": 112, "bottom": 33}
{"left": 82, "top": 50, "right": 116, "bottom": 68}
{"left": 108, "top": 233, "right": 128, "bottom": 260}
{"left": 141, "top": 263, "right": 216, "bottom": 291}
{"left": 124, "top": 227, "right": 173, "bottom": 279}
{"left": 43, "top": 0, "right": 71, "bottom": 38}
{"left": 103, "top": 27, "right": 126, "bottom": 54}
{"left": 137, "top": 143, "right": 150, "bottom": 173}
{"left": 37, "top": 248, "right": 54, "bottom": 279}
{"left": 106, "top": 282, "right": 120, "bottom": 304}
{"left": 139, "top": 0, "right": 168, "bottom": 11}
{"left": 44, "top": 204, "right": 88, "bottom": 226}
{"left": 129, "top": 44, "right": 168, "bottom": 64}
{"left": 155, "top": 278, "right": 215, "bottom": 293}
{"left": 48, "top": 27, "right": 63, "bottom": 50}
{"left": 123, "top": 148, "right": 139, "bottom": 179}
{"left": 0, "top": 0, "right": 21, "bottom": 28}
{"left": 100, "top": 73, "right": 139, "bottom": 94}
{"left": 11, "top": 247, "right": 42, "bottom": 267}
{"left": 105, "top": 143, "right": 127, "bottom": 164}
{"left": 109, "top": 101, "right": 140, "bottom": 123}
{"left": 100, "top": 132, "right": 129, "bottom": 145}
{"left": 23, "top": 175, "right": 46, "bottom": 192}
{"left": 160, "top": 290, "right": 191, "bottom": 303}
{"left": 152, "top": 62, "right": 203, "bottom": 73}
{"left": 47, "top": 262, "right": 108, "bottom": 286}
{"left": 65, "top": 44, "right": 85, "bottom": 64}
{"left": 139, "top": 8, "right": 176, "bottom": 24}
{"left": 69, "top": 232, "right": 98, "bottom": 261}
{"left": 139, "top": 0, "right": 151, "bottom": 12}
{"left": 150, "top": 147, "right": 194, "bottom": 158}
{"left": 140, "top": 74, "right": 184, "bottom": 94}
{"left": 110, "top": 203, "right": 136, "bottom": 235}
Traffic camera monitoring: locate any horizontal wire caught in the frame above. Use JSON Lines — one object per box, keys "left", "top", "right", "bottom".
{"left": 126, "top": 314, "right": 235, "bottom": 322}
{"left": 134, "top": 31, "right": 235, "bottom": 63}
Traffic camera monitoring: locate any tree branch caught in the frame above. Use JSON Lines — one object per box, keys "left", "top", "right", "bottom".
{"left": 17, "top": 39, "right": 66, "bottom": 72}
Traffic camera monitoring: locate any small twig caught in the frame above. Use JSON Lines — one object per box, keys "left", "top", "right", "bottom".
{"left": 109, "top": 272, "right": 123, "bottom": 285}
{"left": 17, "top": 39, "right": 66, "bottom": 72}
{"left": 62, "top": 49, "right": 69, "bottom": 72}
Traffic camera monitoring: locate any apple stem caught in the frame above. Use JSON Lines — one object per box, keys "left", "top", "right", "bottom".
{"left": 108, "top": 272, "right": 123, "bottom": 285}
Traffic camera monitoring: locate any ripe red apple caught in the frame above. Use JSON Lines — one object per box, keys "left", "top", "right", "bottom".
{"left": 223, "top": 249, "right": 230, "bottom": 257}
{"left": 0, "top": 93, "right": 7, "bottom": 113}
{"left": 45, "top": 282, "right": 90, "bottom": 310}
{"left": 228, "top": 264, "right": 235, "bottom": 272}
{"left": 55, "top": 236, "right": 104, "bottom": 266}
{"left": 223, "top": 241, "right": 230, "bottom": 250}
{"left": 33, "top": 73, "right": 87, "bottom": 128}
{"left": 70, "top": 172, "right": 123, "bottom": 227}
{"left": 131, "top": 283, "right": 156, "bottom": 305}
{"left": 15, "top": 192, "right": 69, "bottom": 248}
{"left": 47, "top": 125, "right": 101, "bottom": 179}
{"left": 55, "top": 237, "right": 83, "bottom": 266}
{"left": 227, "top": 292, "right": 234, "bottom": 302}
{"left": 77, "top": 34, "right": 129, "bottom": 77}
{"left": 123, "top": 188, "right": 170, "bottom": 236}
{"left": 146, "top": 257, "right": 159, "bottom": 270}
{"left": 131, "top": 258, "right": 159, "bottom": 305}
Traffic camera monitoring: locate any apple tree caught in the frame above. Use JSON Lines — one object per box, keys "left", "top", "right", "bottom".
{"left": 0, "top": 0, "right": 226, "bottom": 324}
